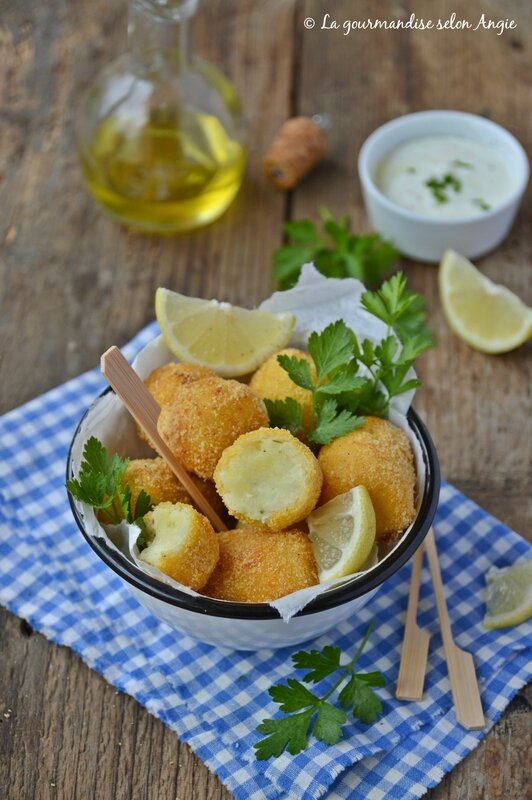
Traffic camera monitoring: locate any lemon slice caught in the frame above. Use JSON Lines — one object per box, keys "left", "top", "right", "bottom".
{"left": 483, "top": 561, "right": 532, "bottom": 630}
{"left": 438, "top": 249, "right": 532, "bottom": 354}
{"left": 155, "top": 288, "right": 295, "bottom": 377}
{"left": 307, "top": 486, "right": 376, "bottom": 582}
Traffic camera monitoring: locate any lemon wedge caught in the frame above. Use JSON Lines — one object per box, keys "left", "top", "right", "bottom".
{"left": 307, "top": 486, "right": 376, "bottom": 582}
{"left": 155, "top": 288, "right": 295, "bottom": 377}
{"left": 483, "top": 561, "right": 532, "bottom": 630}
{"left": 438, "top": 249, "right": 532, "bottom": 354}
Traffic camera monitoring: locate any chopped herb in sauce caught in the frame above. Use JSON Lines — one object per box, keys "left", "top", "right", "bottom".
{"left": 406, "top": 166, "right": 417, "bottom": 174}
{"left": 451, "top": 159, "right": 473, "bottom": 169}
{"left": 425, "top": 173, "right": 462, "bottom": 204}
{"left": 472, "top": 198, "right": 491, "bottom": 212}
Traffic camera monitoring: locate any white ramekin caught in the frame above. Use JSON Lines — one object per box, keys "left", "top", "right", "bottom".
{"left": 358, "top": 110, "right": 529, "bottom": 263}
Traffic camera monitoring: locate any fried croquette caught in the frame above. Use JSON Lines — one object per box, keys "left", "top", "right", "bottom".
{"left": 138, "top": 362, "right": 216, "bottom": 446}
{"left": 139, "top": 502, "right": 219, "bottom": 590}
{"left": 123, "top": 458, "right": 227, "bottom": 520}
{"left": 202, "top": 526, "right": 318, "bottom": 602}
{"left": 249, "top": 348, "right": 316, "bottom": 433}
{"left": 318, "top": 416, "right": 416, "bottom": 540}
{"left": 146, "top": 362, "right": 216, "bottom": 406}
{"left": 213, "top": 427, "right": 322, "bottom": 531}
{"left": 157, "top": 377, "right": 269, "bottom": 480}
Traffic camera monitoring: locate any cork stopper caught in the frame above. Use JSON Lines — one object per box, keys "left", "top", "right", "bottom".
{"left": 263, "top": 116, "right": 327, "bottom": 191}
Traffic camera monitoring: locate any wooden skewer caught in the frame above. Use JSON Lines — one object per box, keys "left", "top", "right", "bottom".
{"left": 100, "top": 346, "right": 228, "bottom": 533}
{"left": 424, "top": 527, "right": 485, "bottom": 730}
{"left": 396, "top": 544, "right": 431, "bottom": 700}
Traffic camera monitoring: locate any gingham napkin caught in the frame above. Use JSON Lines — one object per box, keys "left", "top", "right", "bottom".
{"left": 0, "top": 323, "right": 530, "bottom": 800}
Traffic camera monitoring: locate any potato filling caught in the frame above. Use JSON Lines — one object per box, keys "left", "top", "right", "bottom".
{"left": 218, "top": 439, "right": 307, "bottom": 522}
{"left": 140, "top": 503, "right": 192, "bottom": 562}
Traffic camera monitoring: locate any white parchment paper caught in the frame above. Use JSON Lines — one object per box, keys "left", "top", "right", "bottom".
{"left": 70, "top": 265, "right": 426, "bottom": 621}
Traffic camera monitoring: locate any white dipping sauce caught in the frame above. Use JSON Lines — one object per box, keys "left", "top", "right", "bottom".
{"left": 375, "top": 135, "right": 515, "bottom": 219}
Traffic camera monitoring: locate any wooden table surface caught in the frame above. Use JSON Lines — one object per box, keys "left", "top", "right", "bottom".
{"left": 1, "top": 1, "right": 531, "bottom": 798}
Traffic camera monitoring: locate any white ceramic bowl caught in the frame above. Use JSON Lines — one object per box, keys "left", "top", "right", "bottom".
{"left": 358, "top": 110, "right": 529, "bottom": 263}
{"left": 67, "top": 391, "right": 440, "bottom": 651}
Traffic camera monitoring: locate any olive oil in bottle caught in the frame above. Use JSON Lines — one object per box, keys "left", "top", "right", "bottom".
{"left": 76, "top": 0, "right": 246, "bottom": 234}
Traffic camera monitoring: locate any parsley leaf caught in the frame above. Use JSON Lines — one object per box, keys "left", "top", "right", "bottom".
{"left": 310, "top": 399, "right": 364, "bottom": 445}
{"left": 67, "top": 437, "right": 153, "bottom": 526}
{"left": 254, "top": 623, "right": 385, "bottom": 760}
{"left": 315, "top": 368, "right": 366, "bottom": 397}
{"left": 255, "top": 710, "right": 314, "bottom": 759}
{"left": 274, "top": 245, "right": 316, "bottom": 286}
{"left": 133, "top": 489, "right": 153, "bottom": 521}
{"left": 339, "top": 676, "right": 383, "bottom": 724}
{"left": 273, "top": 210, "right": 399, "bottom": 290}
{"left": 135, "top": 516, "right": 154, "bottom": 552}
{"left": 264, "top": 398, "right": 303, "bottom": 436}
{"left": 362, "top": 272, "right": 414, "bottom": 326}
{"left": 307, "top": 320, "right": 354, "bottom": 382}
{"left": 277, "top": 354, "right": 314, "bottom": 390}
{"left": 283, "top": 218, "right": 319, "bottom": 243}
{"left": 293, "top": 645, "right": 342, "bottom": 682}
{"left": 357, "top": 671, "right": 387, "bottom": 687}
{"left": 269, "top": 679, "right": 319, "bottom": 712}
{"left": 362, "top": 272, "right": 434, "bottom": 348}
{"left": 313, "top": 703, "right": 347, "bottom": 745}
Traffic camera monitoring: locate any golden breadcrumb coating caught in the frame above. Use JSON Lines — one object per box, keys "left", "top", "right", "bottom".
{"left": 124, "top": 458, "right": 187, "bottom": 507}
{"left": 123, "top": 458, "right": 227, "bottom": 520}
{"left": 139, "top": 502, "right": 219, "bottom": 590}
{"left": 157, "top": 377, "right": 268, "bottom": 480}
{"left": 146, "top": 362, "right": 216, "bottom": 406}
{"left": 213, "top": 427, "right": 322, "bottom": 531}
{"left": 249, "top": 348, "right": 316, "bottom": 433}
{"left": 318, "top": 416, "right": 416, "bottom": 540}
{"left": 138, "top": 362, "right": 216, "bottom": 445}
{"left": 203, "top": 526, "right": 318, "bottom": 602}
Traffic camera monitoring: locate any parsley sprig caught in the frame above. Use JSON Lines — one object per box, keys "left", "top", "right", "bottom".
{"left": 254, "top": 623, "right": 385, "bottom": 759}
{"left": 265, "top": 273, "right": 433, "bottom": 445}
{"left": 361, "top": 272, "right": 434, "bottom": 349}
{"left": 266, "top": 320, "right": 366, "bottom": 445}
{"left": 273, "top": 209, "right": 399, "bottom": 290}
{"left": 66, "top": 436, "right": 152, "bottom": 525}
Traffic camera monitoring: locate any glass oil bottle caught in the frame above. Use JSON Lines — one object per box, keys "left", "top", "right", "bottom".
{"left": 76, "top": 0, "right": 247, "bottom": 234}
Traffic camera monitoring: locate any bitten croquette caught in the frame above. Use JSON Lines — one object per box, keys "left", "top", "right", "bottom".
{"left": 249, "top": 348, "right": 316, "bottom": 433}
{"left": 213, "top": 427, "right": 322, "bottom": 531}
{"left": 202, "top": 526, "right": 319, "bottom": 602}
{"left": 139, "top": 502, "right": 219, "bottom": 590}
{"left": 157, "top": 377, "right": 269, "bottom": 479}
{"left": 318, "top": 416, "right": 416, "bottom": 539}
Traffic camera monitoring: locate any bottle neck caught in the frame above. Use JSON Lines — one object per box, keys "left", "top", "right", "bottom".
{"left": 128, "top": 0, "right": 200, "bottom": 66}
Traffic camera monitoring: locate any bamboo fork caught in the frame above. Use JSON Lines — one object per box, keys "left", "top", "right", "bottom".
{"left": 100, "top": 346, "right": 228, "bottom": 533}
{"left": 396, "top": 544, "right": 431, "bottom": 701}
{"left": 424, "top": 527, "right": 485, "bottom": 730}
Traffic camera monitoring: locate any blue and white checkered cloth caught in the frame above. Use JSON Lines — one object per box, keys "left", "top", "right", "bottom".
{"left": 0, "top": 322, "right": 530, "bottom": 800}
